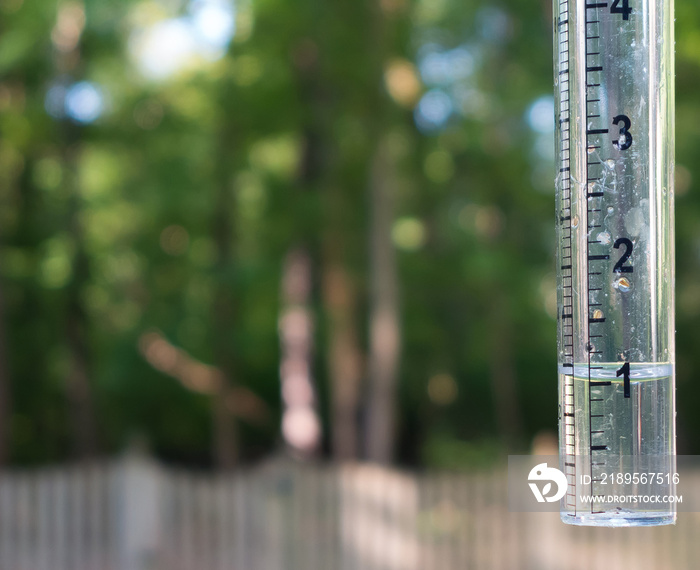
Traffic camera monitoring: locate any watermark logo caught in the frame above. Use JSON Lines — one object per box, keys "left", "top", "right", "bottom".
{"left": 527, "top": 463, "right": 567, "bottom": 503}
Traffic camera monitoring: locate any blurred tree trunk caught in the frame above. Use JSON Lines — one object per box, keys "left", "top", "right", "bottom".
{"left": 65, "top": 290, "right": 99, "bottom": 457}
{"left": 55, "top": 1, "right": 99, "bottom": 459}
{"left": 63, "top": 145, "right": 99, "bottom": 458}
{"left": 0, "top": 279, "right": 11, "bottom": 465}
{"left": 293, "top": 33, "right": 364, "bottom": 460}
{"left": 323, "top": 259, "right": 363, "bottom": 460}
{"left": 363, "top": 1, "right": 403, "bottom": 465}
{"left": 365, "top": 138, "right": 401, "bottom": 464}
{"left": 488, "top": 293, "right": 523, "bottom": 449}
{"left": 273, "top": 43, "right": 325, "bottom": 458}
{"left": 210, "top": 124, "right": 240, "bottom": 469}
{"left": 0, "top": 0, "right": 13, "bottom": 468}
{"left": 278, "top": 247, "right": 321, "bottom": 457}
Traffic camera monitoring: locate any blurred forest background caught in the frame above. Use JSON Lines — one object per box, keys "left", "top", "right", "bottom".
{"left": 0, "top": 0, "right": 698, "bottom": 470}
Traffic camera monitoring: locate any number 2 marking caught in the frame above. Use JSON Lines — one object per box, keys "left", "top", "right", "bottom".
{"left": 613, "top": 238, "right": 634, "bottom": 273}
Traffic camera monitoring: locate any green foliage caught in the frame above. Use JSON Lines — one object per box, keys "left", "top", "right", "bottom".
{"left": 1, "top": 0, "right": 697, "bottom": 468}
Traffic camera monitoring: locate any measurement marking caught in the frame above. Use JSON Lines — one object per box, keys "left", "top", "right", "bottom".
{"left": 588, "top": 254, "right": 609, "bottom": 261}
{"left": 585, "top": 3, "right": 608, "bottom": 8}
{"left": 587, "top": 128, "right": 608, "bottom": 135}
{"left": 591, "top": 445, "right": 608, "bottom": 450}
{"left": 558, "top": 0, "right": 574, "bottom": 517}
{"left": 591, "top": 430, "right": 605, "bottom": 434}
{"left": 587, "top": 192, "right": 604, "bottom": 198}
{"left": 586, "top": 66, "right": 603, "bottom": 72}
{"left": 565, "top": 462, "right": 575, "bottom": 467}
{"left": 590, "top": 381, "right": 611, "bottom": 386}
{"left": 591, "top": 415, "right": 604, "bottom": 418}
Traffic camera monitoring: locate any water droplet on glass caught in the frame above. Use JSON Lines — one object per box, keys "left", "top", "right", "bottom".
{"left": 572, "top": 215, "right": 579, "bottom": 228}
{"left": 607, "top": 206, "right": 614, "bottom": 214}
{"left": 587, "top": 145, "right": 595, "bottom": 154}
{"left": 597, "top": 231, "right": 611, "bottom": 245}
{"left": 593, "top": 309, "right": 604, "bottom": 320}
{"left": 606, "top": 159, "right": 615, "bottom": 169}
{"left": 614, "top": 277, "right": 631, "bottom": 292}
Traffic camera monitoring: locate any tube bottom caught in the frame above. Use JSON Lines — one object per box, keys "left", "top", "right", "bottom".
{"left": 561, "top": 511, "right": 676, "bottom": 527}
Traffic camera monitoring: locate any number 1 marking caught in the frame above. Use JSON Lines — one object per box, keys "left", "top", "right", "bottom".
{"left": 617, "top": 361, "right": 631, "bottom": 398}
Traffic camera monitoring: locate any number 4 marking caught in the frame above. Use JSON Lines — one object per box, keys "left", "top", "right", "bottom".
{"left": 611, "top": 0, "right": 632, "bottom": 20}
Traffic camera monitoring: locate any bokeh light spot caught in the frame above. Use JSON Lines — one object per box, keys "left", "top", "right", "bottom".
{"left": 129, "top": 0, "right": 236, "bottom": 80}
{"left": 526, "top": 96, "right": 555, "bottom": 134}
{"left": 415, "top": 89, "right": 453, "bottom": 132}
{"left": 384, "top": 59, "right": 422, "bottom": 108}
{"left": 392, "top": 217, "right": 427, "bottom": 251}
{"left": 65, "top": 81, "right": 105, "bottom": 124}
{"left": 428, "top": 373, "right": 458, "bottom": 406}
{"left": 190, "top": 0, "right": 235, "bottom": 50}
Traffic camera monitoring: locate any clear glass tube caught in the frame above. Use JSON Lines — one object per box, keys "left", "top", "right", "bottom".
{"left": 554, "top": 0, "right": 675, "bottom": 526}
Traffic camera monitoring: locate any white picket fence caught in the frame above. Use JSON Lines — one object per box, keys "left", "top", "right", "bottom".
{"left": 1, "top": 453, "right": 700, "bottom": 570}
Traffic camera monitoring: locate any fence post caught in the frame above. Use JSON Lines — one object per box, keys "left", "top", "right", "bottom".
{"left": 113, "top": 448, "right": 162, "bottom": 570}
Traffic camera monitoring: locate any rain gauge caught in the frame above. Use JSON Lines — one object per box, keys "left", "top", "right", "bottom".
{"left": 554, "top": 0, "right": 676, "bottom": 525}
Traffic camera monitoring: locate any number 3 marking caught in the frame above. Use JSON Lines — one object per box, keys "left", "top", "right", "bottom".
{"left": 613, "top": 114, "right": 633, "bottom": 151}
